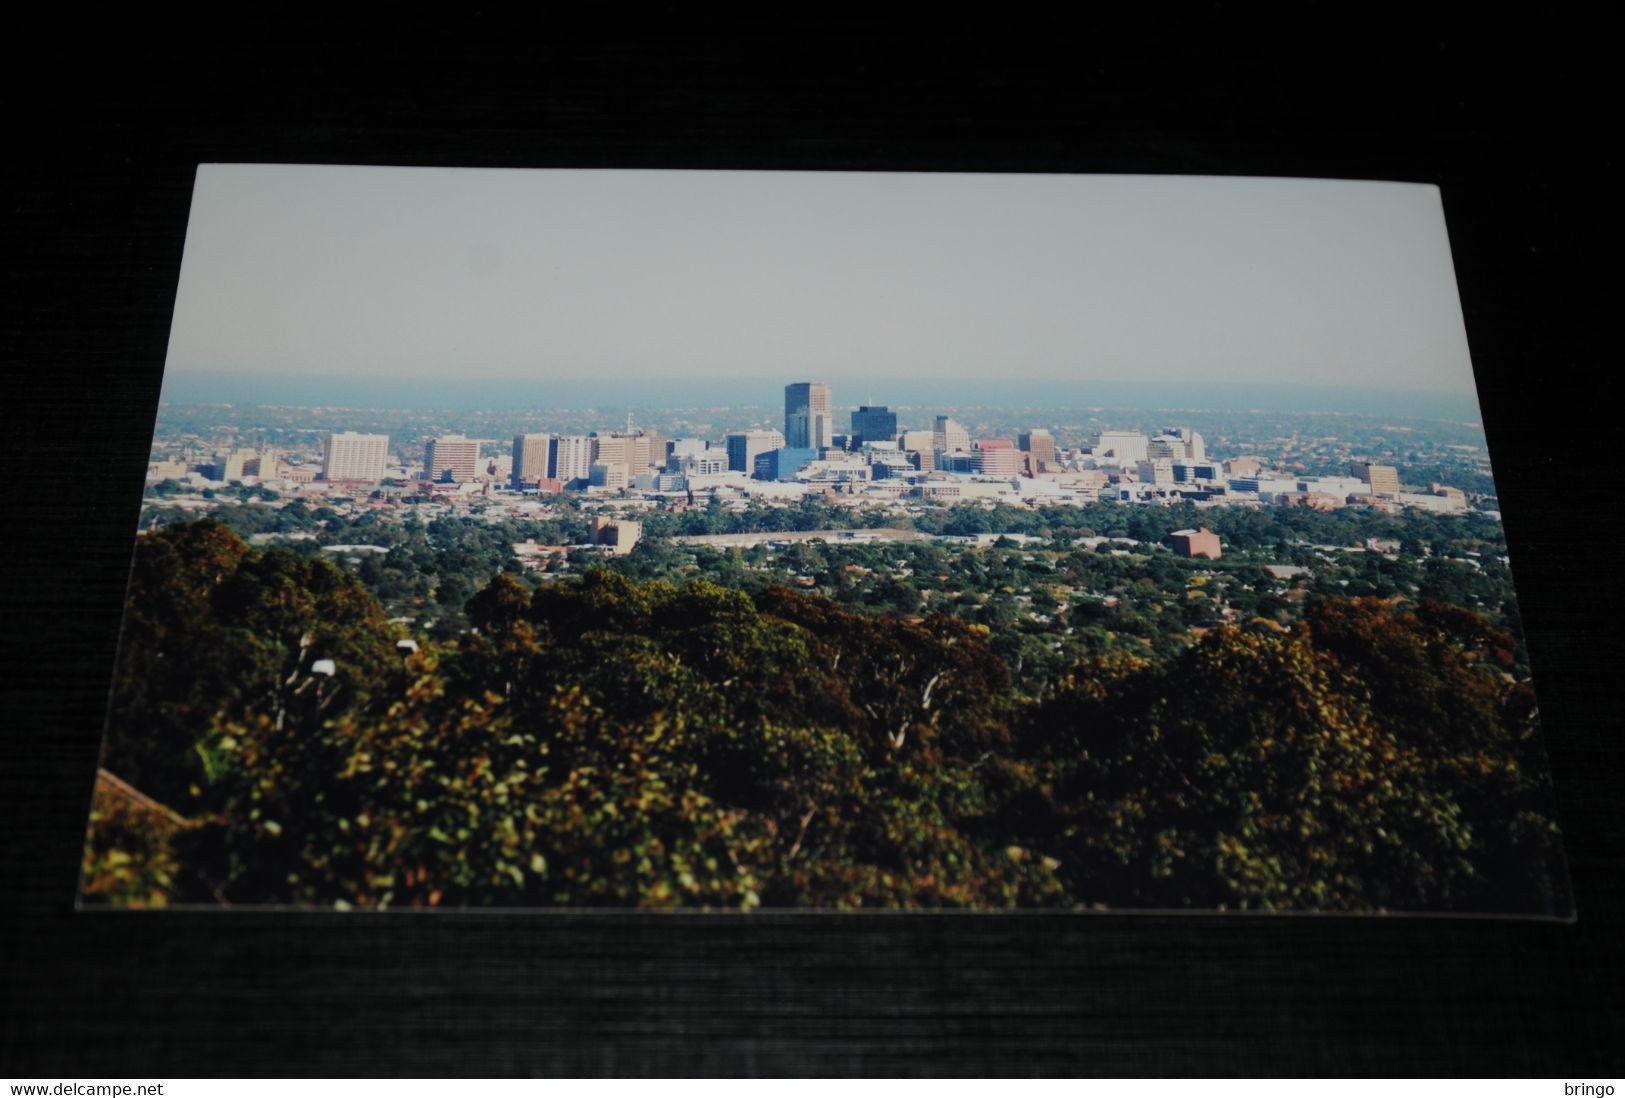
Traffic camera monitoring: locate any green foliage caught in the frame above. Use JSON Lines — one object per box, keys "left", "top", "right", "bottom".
{"left": 1025, "top": 627, "right": 1476, "bottom": 910}
{"left": 80, "top": 778, "right": 187, "bottom": 908}
{"left": 1301, "top": 597, "right": 1565, "bottom": 913}
{"left": 96, "top": 521, "right": 1566, "bottom": 914}
{"left": 103, "top": 521, "right": 400, "bottom": 811}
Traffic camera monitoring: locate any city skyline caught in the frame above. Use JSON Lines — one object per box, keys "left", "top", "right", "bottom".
{"left": 162, "top": 167, "right": 1479, "bottom": 400}
{"left": 146, "top": 366, "right": 1498, "bottom": 517}
{"left": 155, "top": 376, "right": 1475, "bottom": 521}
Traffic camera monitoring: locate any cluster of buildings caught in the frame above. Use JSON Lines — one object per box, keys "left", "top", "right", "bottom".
{"left": 475, "top": 385, "right": 1089, "bottom": 505}
{"left": 151, "top": 380, "right": 1472, "bottom": 519}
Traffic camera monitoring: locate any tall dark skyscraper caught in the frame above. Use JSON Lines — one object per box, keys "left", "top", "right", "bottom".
{"left": 784, "top": 381, "right": 834, "bottom": 450}
{"left": 850, "top": 405, "right": 898, "bottom": 447}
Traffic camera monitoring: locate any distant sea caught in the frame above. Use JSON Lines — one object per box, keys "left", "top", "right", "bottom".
{"left": 161, "top": 372, "right": 1483, "bottom": 422}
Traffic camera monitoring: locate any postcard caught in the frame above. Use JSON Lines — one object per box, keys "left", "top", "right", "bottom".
{"left": 79, "top": 165, "right": 1570, "bottom": 914}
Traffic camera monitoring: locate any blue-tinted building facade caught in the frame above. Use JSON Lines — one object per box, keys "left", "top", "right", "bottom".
{"left": 753, "top": 447, "right": 819, "bottom": 481}
{"left": 850, "top": 405, "right": 898, "bottom": 447}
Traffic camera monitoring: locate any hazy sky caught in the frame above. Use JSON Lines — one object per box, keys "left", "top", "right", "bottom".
{"left": 165, "top": 165, "right": 1478, "bottom": 396}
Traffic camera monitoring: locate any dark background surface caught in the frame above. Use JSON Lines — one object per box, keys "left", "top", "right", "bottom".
{"left": 3, "top": 8, "right": 1620, "bottom": 1076}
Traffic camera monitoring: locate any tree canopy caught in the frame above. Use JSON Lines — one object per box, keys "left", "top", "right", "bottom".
{"left": 85, "top": 521, "right": 1567, "bottom": 914}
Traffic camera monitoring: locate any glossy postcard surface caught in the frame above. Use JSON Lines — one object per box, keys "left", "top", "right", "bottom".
{"left": 80, "top": 166, "right": 1569, "bottom": 914}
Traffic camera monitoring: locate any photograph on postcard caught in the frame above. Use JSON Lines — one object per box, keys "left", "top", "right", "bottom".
{"left": 79, "top": 166, "right": 1570, "bottom": 915}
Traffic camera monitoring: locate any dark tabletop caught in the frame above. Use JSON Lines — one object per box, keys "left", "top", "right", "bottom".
{"left": 3, "top": 8, "right": 1620, "bottom": 1076}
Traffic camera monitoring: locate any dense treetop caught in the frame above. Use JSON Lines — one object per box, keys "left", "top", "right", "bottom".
{"left": 86, "top": 521, "right": 1565, "bottom": 914}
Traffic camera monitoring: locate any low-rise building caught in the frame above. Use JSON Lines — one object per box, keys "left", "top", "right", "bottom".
{"left": 1170, "top": 527, "right": 1222, "bottom": 559}
{"left": 588, "top": 516, "right": 641, "bottom": 556}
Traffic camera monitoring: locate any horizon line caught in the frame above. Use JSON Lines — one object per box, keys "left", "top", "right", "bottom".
{"left": 160, "top": 368, "right": 1474, "bottom": 399}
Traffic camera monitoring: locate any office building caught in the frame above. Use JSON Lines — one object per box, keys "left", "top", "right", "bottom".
{"left": 934, "top": 415, "right": 970, "bottom": 456}
{"left": 211, "top": 448, "right": 260, "bottom": 482}
{"left": 725, "top": 429, "right": 786, "bottom": 474}
{"left": 1172, "top": 460, "right": 1224, "bottom": 483}
{"left": 592, "top": 431, "right": 663, "bottom": 474}
{"left": 1178, "top": 429, "right": 1206, "bottom": 462}
{"left": 974, "top": 439, "right": 1024, "bottom": 476}
{"left": 511, "top": 433, "right": 551, "bottom": 489}
{"left": 1148, "top": 436, "right": 1183, "bottom": 461}
{"left": 867, "top": 450, "right": 916, "bottom": 478}
{"left": 1136, "top": 458, "right": 1176, "bottom": 486}
{"left": 666, "top": 438, "right": 711, "bottom": 466}
{"left": 322, "top": 432, "right": 389, "bottom": 483}
{"left": 1229, "top": 475, "right": 1301, "bottom": 496}
{"left": 549, "top": 435, "right": 593, "bottom": 484}
{"left": 669, "top": 449, "right": 728, "bottom": 476}
{"left": 1150, "top": 428, "right": 1206, "bottom": 462}
{"left": 784, "top": 382, "right": 834, "bottom": 450}
{"left": 1090, "top": 431, "right": 1150, "bottom": 464}
{"left": 588, "top": 462, "right": 629, "bottom": 490}
{"left": 898, "top": 429, "right": 937, "bottom": 472}
{"left": 850, "top": 405, "right": 898, "bottom": 447}
{"left": 754, "top": 447, "right": 819, "bottom": 481}
{"left": 1351, "top": 461, "right": 1401, "bottom": 495}
{"left": 1019, "top": 429, "right": 1056, "bottom": 472}
{"left": 424, "top": 435, "right": 481, "bottom": 483}
{"left": 242, "top": 448, "right": 275, "bottom": 478}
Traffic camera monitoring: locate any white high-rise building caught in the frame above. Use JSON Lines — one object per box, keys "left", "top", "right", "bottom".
{"left": 549, "top": 435, "right": 594, "bottom": 484}
{"left": 322, "top": 432, "right": 389, "bottom": 483}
